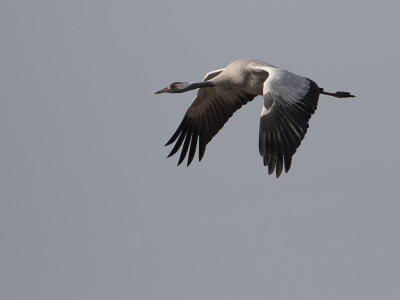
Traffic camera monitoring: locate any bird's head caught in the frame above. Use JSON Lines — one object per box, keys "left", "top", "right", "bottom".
{"left": 155, "top": 82, "right": 191, "bottom": 94}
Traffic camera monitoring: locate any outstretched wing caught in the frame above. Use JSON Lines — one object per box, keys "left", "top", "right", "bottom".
{"left": 165, "top": 69, "right": 257, "bottom": 166}
{"left": 257, "top": 67, "right": 320, "bottom": 177}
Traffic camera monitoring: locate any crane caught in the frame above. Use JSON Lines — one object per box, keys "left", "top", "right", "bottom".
{"left": 155, "top": 59, "right": 355, "bottom": 177}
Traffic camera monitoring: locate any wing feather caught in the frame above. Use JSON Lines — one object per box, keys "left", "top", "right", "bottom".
{"left": 202, "top": 68, "right": 225, "bottom": 81}
{"left": 167, "top": 130, "right": 186, "bottom": 157}
{"left": 166, "top": 83, "right": 257, "bottom": 166}
{"left": 187, "top": 129, "right": 198, "bottom": 166}
{"left": 258, "top": 68, "right": 320, "bottom": 177}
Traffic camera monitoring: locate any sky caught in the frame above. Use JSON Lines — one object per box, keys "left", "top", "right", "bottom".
{"left": 1, "top": 0, "right": 399, "bottom": 299}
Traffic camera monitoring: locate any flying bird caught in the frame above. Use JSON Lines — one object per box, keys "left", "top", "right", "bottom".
{"left": 155, "top": 59, "right": 355, "bottom": 177}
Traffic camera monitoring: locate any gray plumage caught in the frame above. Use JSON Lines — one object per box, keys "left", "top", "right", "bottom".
{"left": 155, "top": 59, "right": 355, "bottom": 177}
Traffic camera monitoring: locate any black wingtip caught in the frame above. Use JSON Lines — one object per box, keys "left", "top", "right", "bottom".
{"left": 268, "top": 163, "right": 275, "bottom": 175}
{"left": 198, "top": 136, "right": 206, "bottom": 162}
{"left": 284, "top": 155, "right": 292, "bottom": 173}
{"left": 275, "top": 159, "right": 283, "bottom": 178}
{"left": 165, "top": 118, "right": 188, "bottom": 146}
{"left": 165, "top": 132, "right": 180, "bottom": 146}
{"left": 176, "top": 133, "right": 192, "bottom": 166}
{"left": 199, "top": 151, "right": 205, "bottom": 162}
{"left": 177, "top": 154, "right": 187, "bottom": 166}
{"left": 177, "top": 152, "right": 186, "bottom": 166}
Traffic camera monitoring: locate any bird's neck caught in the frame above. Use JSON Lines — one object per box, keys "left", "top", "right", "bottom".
{"left": 178, "top": 81, "right": 215, "bottom": 93}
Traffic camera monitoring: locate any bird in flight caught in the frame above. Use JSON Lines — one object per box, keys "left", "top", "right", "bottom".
{"left": 155, "top": 59, "right": 355, "bottom": 177}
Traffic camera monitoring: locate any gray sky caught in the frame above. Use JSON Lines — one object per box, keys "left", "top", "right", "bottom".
{"left": 1, "top": 0, "right": 399, "bottom": 299}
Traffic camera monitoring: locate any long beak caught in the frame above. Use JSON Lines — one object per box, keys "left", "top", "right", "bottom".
{"left": 154, "top": 86, "right": 171, "bottom": 94}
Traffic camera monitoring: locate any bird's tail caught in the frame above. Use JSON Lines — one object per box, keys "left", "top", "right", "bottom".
{"left": 319, "top": 88, "right": 355, "bottom": 98}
